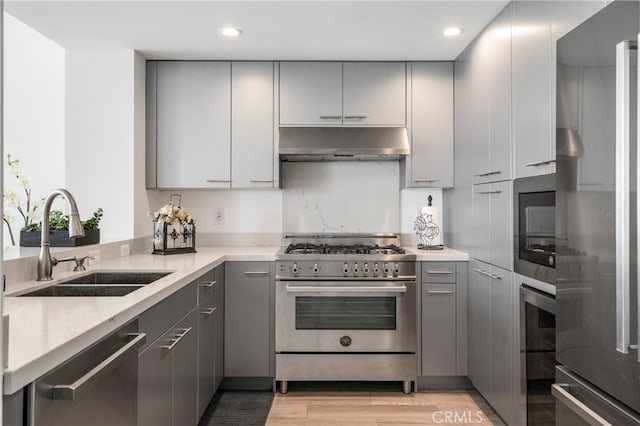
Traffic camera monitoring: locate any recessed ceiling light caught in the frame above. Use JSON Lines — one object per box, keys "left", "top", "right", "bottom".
{"left": 220, "top": 27, "right": 242, "bottom": 37}
{"left": 443, "top": 27, "right": 463, "bottom": 37}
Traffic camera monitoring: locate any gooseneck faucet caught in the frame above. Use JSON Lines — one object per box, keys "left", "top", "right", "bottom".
{"left": 37, "top": 189, "right": 85, "bottom": 281}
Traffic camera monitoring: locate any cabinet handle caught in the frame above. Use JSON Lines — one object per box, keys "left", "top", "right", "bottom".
{"left": 206, "top": 179, "right": 230, "bottom": 183}
{"left": 201, "top": 307, "right": 216, "bottom": 316}
{"left": 427, "top": 290, "right": 454, "bottom": 295}
{"left": 249, "top": 180, "right": 274, "bottom": 183}
{"left": 551, "top": 384, "right": 612, "bottom": 426}
{"left": 343, "top": 115, "right": 368, "bottom": 119}
{"left": 244, "top": 271, "right": 269, "bottom": 276}
{"left": 161, "top": 327, "right": 192, "bottom": 351}
{"left": 474, "top": 170, "right": 501, "bottom": 177}
{"left": 475, "top": 190, "right": 502, "bottom": 195}
{"left": 201, "top": 280, "right": 216, "bottom": 288}
{"left": 52, "top": 333, "right": 147, "bottom": 401}
{"left": 526, "top": 159, "right": 556, "bottom": 167}
{"left": 414, "top": 179, "right": 437, "bottom": 183}
{"left": 490, "top": 273, "right": 502, "bottom": 280}
{"left": 473, "top": 268, "right": 494, "bottom": 279}
{"left": 319, "top": 115, "right": 342, "bottom": 119}
{"left": 426, "top": 270, "right": 453, "bottom": 275}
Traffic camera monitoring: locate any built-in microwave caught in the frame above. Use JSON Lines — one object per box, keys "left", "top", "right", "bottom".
{"left": 514, "top": 174, "right": 556, "bottom": 285}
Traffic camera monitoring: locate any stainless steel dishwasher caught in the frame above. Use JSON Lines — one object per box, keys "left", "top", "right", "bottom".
{"left": 32, "top": 321, "right": 145, "bottom": 426}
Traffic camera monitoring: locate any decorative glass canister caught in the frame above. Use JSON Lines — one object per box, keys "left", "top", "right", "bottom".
{"left": 152, "top": 194, "right": 196, "bottom": 255}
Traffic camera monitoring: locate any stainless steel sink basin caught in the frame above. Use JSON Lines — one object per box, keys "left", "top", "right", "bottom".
{"left": 59, "top": 271, "right": 171, "bottom": 285}
{"left": 19, "top": 271, "right": 172, "bottom": 297}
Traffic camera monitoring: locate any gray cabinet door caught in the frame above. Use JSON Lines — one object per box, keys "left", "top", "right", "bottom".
{"left": 343, "top": 62, "right": 407, "bottom": 126}
{"left": 279, "top": 62, "right": 342, "bottom": 126}
{"left": 138, "top": 334, "right": 173, "bottom": 426}
{"left": 197, "top": 293, "right": 216, "bottom": 419}
{"left": 231, "top": 62, "right": 275, "bottom": 188}
{"left": 224, "top": 262, "right": 271, "bottom": 377}
{"left": 156, "top": 61, "right": 231, "bottom": 188}
{"left": 512, "top": 1, "right": 555, "bottom": 179}
{"left": 173, "top": 310, "right": 198, "bottom": 426}
{"left": 214, "top": 264, "right": 225, "bottom": 391}
{"left": 489, "top": 265, "right": 515, "bottom": 426}
{"left": 410, "top": 62, "right": 454, "bottom": 188}
{"left": 421, "top": 284, "right": 456, "bottom": 375}
{"left": 489, "top": 180, "right": 513, "bottom": 271}
{"left": 472, "top": 184, "right": 491, "bottom": 264}
{"left": 469, "top": 30, "right": 492, "bottom": 183}
{"left": 488, "top": 4, "right": 513, "bottom": 182}
{"left": 468, "top": 261, "right": 492, "bottom": 397}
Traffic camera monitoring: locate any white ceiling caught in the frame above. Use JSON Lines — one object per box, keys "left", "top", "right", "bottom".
{"left": 4, "top": 1, "right": 509, "bottom": 60}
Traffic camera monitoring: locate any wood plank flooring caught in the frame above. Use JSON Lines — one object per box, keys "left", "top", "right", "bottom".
{"left": 267, "top": 390, "right": 505, "bottom": 426}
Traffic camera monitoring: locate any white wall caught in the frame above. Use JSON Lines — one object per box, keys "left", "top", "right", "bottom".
{"left": 65, "top": 50, "right": 137, "bottom": 243}
{"left": 3, "top": 13, "right": 65, "bottom": 247}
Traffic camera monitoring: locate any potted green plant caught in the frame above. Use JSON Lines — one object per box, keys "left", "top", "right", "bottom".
{"left": 20, "top": 207, "right": 104, "bottom": 247}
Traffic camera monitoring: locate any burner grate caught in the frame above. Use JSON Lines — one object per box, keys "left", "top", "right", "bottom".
{"left": 284, "top": 243, "right": 405, "bottom": 255}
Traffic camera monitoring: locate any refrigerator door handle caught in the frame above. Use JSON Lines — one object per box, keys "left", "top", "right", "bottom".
{"left": 551, "top": 384, "right": 613, "bottom": 426}
{"left": 615, "top": 40, "right": 637, "bottom": 354}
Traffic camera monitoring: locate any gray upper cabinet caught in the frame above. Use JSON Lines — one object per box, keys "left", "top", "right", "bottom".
{"left": 513, "top": 1, "right": 555, "bottom": 179}
{"left": 154, "top": 61, "right": 231, "bottom": 189}
{"left": 279, "top": 61, "right": 406, "bottom": 126}
{"left": 468, "top": 29, "right": 492, "bottom": 183}
{"left": 279, "top": 62, "right": 343, "bottom": 126}
{"left": 472, "top": 4, "right": 513, "bottom": 184}
{"left": 408, "top": 62, "right": 454, "bottom": 188}
{"left": 342, "top": 62, "right": 406, "bottom": 126}
{"left": 231, "top": 62, "right": 276, "bottom": 188}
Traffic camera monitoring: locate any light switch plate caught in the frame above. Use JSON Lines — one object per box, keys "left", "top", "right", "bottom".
{"left": 214, "top": 208, "right": 225, "bottom": 225}
{"left": 120, "top": 244, "right": 130, "bottom": 257}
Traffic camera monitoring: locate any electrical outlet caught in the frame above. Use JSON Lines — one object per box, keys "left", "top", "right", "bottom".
{"left": 120, "top": 244, "right": 130, "bottom": 257}
{"left": 214, "top": 208, "right": 225, "bottom": 225}
{"left": 88, "top": 250, "right": 101, "bottom": 265}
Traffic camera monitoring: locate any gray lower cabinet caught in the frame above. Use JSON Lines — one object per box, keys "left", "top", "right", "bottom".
{"left": 468, "top": 260, "right": 517, "bottom": 425}
{"left": 214, "top": 264, "right": 225, "bottom": 390}
{"left": 419, "top": 262, "right": 468, "bottom": 379}
{"left": 197, "top": 292, "right": 216, "bottom": 419}
{"left": 224, "top": 261, "right": 273, "bottom": 379}
{"left": 138, "top": 279, "right": 198, "bottom": 426}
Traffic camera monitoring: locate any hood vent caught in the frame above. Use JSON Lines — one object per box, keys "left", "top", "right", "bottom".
{"left": 279, "top": 127, "right": 410, "bottom": 161}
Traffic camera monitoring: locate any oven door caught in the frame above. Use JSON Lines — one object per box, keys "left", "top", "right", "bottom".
{"left": 275, "top": 280, "right": 416, "bottom": 353}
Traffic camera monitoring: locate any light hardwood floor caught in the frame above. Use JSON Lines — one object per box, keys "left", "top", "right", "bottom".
{"left": 266, "top": 390, "right": 505, "bottom": 426}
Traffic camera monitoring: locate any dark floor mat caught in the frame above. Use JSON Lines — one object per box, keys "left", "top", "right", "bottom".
{"left": 198, "top": 391, "right": 274, "bottom": 426}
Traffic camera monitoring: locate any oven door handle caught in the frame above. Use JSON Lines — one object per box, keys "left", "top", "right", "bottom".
{"left": 285, "top": 284, "right": 407, "bottom": 294}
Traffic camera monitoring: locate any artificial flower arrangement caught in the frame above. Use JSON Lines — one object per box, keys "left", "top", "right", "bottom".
{"left": 152, "top": 196, "right": 196, "bottom": 255}
{"left": 3, "top": 154, "right": 103, "bottom": 247}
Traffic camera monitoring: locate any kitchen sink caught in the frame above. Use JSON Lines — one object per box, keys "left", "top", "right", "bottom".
{"left": 18, "top": 271, "right": 173, "bottom": 297}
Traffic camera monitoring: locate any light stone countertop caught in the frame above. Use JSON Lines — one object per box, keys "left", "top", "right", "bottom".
{"left": 2, "top": 246, "right": 279, "bottom": 395}
{"left": 404, "top": 246, "right": 469, "bottom": 261}
{"left": 2, "top": 244, "right": 468, "bottom": 395}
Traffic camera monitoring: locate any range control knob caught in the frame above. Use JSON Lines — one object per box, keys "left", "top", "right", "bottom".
{"left": 363, "top": 263, "right": 370, "bottom": 274}
{"left": 340, "top": 336, "right": 352, "bottom": 347}
{"left": 343, "top": 263, "right": 350, "bottom": 274}
{"left": 353, "top": 263, "right": 359, "bottom": 274}
{"left": 291, "top": 263, "right": 299, "bottom": 274}
{"left": 383, "top": 263, "right": 390, "bottom": 275}
{"left": 373, "top": 263, "right": 380, "bottom": 275}
{"left": 312, "top": 263, "right": 320, "bottom": 274}
{"left": 393, "top": 263, "right": 400, "bottom": 276}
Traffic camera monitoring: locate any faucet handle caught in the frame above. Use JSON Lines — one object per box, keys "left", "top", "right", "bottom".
{"left": 73, "top": 256, "right": 95, "bottom": 272}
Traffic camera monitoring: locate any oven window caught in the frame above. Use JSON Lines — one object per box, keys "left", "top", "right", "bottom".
{"left": 295, "top": 296, "right": 396, "bottom": 330}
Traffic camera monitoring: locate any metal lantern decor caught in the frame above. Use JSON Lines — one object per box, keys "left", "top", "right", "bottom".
{"left": 152, "top": 194, "right": 196, "bottom": 255}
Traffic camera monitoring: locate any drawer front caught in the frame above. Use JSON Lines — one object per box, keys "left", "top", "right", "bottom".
{"left": 139, "top": 280, "right": 197, "bottom": 351}
{"left": 422, "top": 262, "right": 456, "bottom": 283}
{"left": 198, "top": 268, "right": 217, "bottom": 303}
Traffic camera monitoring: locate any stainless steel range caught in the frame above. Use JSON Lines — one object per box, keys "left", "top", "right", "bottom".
{"left": 275, "top": 234, "right": 417, "bottom": 394}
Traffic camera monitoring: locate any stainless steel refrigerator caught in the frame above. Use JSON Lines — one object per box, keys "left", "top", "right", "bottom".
{"left": 555, "top": 1, "right": 640, "bottom": 424}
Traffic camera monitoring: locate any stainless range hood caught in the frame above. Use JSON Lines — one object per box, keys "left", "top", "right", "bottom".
{"left": 279, "top": 127, "right": 410, "bottom": 161}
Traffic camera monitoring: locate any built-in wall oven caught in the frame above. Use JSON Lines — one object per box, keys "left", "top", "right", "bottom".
{"left": 515, "top": 175, "right": 557, "bottom": 425}
{"left": 274, "top": 234, "right": 417, "bottom": 394}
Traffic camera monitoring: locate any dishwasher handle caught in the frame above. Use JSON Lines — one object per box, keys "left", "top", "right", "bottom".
{"left": 52, "top": 332, "right": 146, "bottom": 401}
